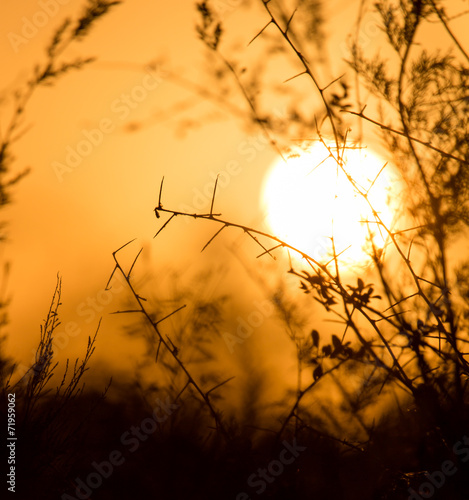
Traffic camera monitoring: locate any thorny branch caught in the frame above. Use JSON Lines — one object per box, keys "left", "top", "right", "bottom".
{"left": 107, "top": 238, "right": 230, "bottom": 438}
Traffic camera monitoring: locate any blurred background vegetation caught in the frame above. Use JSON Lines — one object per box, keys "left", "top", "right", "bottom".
{"left": 1, "top": 0, "right": 469, "bottom": 499}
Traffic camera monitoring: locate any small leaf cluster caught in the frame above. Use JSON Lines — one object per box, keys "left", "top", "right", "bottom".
{"left": 303, "top": 329, "right": 372, "bottom": 382}
{"left": 345, "top": 278, "right": 382, "bottom": 307}
{"left": 196, "top": 1, "right": 223, "bottom": 51}
{"left": 74, "top": 0, "right": 121, "bottom": 39}
{"left": 328, "top": 81, "right": 352, "bottom": 125}
{"left": 291, "top": 269, "right": 337, "bottom": 310}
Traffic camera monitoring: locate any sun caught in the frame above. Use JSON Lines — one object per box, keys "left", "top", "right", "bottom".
{"left": 261, "top": 141, "right": 398, "bottom": 268}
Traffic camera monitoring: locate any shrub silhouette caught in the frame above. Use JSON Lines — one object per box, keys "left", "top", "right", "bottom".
{"left": 138, "top": 1, "right": 469, "bottom": 498}
{"left": 0, "top": 2, "right": 120, "bottom": 498}
{"left": 2, "top": 1, "right": 469, "bottom": 499}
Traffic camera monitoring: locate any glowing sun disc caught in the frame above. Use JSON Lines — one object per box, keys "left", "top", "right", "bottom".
{"left": 261, "top": 142, "right": 397, "bottom": 267}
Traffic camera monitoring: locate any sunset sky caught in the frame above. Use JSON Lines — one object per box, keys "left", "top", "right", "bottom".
{"left": 1, "top": 0, "right": 467, "bottom": 380}
{"left": 0, "top": 0, "right": 335, "bottom": 370}
{"left": 4, "top": 4, "right": 469, "bottom": 498}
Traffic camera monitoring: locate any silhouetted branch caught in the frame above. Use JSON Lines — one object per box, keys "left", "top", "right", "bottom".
{"left": 344, "top": 109, "right": 468, "bottom": 164}
{"left": 110, "top": 240, "right": 229, "bottom": 437}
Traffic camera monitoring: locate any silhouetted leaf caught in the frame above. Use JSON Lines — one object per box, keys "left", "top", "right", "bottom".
{"left": 311, "top": 329, "right": 320, "bottom": 348}
{"left": 322, "top": 345, "right": 332, "bottom": 357}
{"left": 332, "top": 335, "right": 342, "bottom": 349}
{"left": 313, "top": 364, "right": 323, "bottom": 381}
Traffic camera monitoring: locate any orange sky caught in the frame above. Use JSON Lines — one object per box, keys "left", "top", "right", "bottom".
{"left": 1, "top": 0, "right": 468, "bottom": 384}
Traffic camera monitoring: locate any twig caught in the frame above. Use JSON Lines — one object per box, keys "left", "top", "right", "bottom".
{"left": 201, "top": 225, "right": 226, "bottom": 253}
{"left": 210, "top": 174, "right": 219, "bottom": 216}
{"left": 110, "top": 240, "right": 229, "bottom": 437}
{"left": 344, "top": 110, "right": 467, "bottom": 165}
{"left": 154, "top": 213, "right": 176, "bottom": 239}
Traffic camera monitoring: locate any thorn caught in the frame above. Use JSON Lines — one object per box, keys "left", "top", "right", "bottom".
{"left": 321, "top": 73, "right": 345, "bottom": 92}
{"left": 286, "top": 8, "right": 297, "bottom": 31}
{"left": 154, "top": 213, "right": 176, "bottom": 239}
{"left": 210, "top": 174, "right": 219, "bottom": 217}
{"left": 127, "top": 247, "right": 143, "bottom": 278}
{"left": 248, "top": 21, "right": 272, "bottom": 46}
{"left": 201, "top": 225, "right": 226, "bottom": 253}
{"left": 158, "top": 176, "right": 164, "bottom": 208}
{"left": 105, "top": 265, "right": 118, "bottom": 290}
{"left": 155, "top": 304, "right": 187, "bottom": 325}
{"left": 112, "top": 238, "right": 137, "bottom": 257}
{"left": 283, "top": 71, "right": 307, "bottom": 84}
{"left": 155, "top": 339, "right": 162, "bottom": 364}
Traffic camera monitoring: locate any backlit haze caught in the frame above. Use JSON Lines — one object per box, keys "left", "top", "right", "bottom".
{"left": 2, "top": 0, "right": 468, "bottom": 417}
